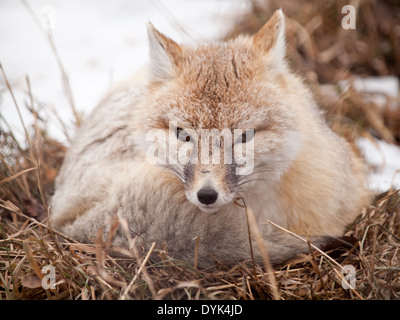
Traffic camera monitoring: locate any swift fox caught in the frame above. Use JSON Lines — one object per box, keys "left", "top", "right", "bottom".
{"left": 51, "top": 10, "right": 369, "bottom": 268}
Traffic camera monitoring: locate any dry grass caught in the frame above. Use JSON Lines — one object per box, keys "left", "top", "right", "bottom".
{"left": 1, "top": 178, "right": 399, "bottom": 300}
{"left": 1, "top": 0, "right": 400, "bottom": 300}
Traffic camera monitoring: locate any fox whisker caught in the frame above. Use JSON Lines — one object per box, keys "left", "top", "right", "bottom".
{"left": 162, "top": 163, "right": 186, "bottom": 183}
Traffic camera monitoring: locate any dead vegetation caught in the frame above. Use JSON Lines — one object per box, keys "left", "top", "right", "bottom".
{"left": 1, "top": 0, "right": 400, "bottom": 300}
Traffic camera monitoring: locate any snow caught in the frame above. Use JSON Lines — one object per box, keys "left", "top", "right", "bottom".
{"left": 339, "top": 76, "right": 400, "bottom": 191}
{"left": 339, "top": 76, "right": 399, "bottom": 108}
{"left": 1, "top": 1, "right": 399, "bottom": 193}
{"left": 357, "top": 137, "right": 400, "bottom": 192}
{"left": 1, "top": 0, "right": 248, "bottom": 140}
{"left": 340, "top": 76, "right": 399, "bottom": 98}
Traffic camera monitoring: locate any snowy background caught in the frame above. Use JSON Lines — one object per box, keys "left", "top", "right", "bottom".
{"left": 1, "top": 0, "right": 399, "bottom": 192}
{"left": 1, "top": 0, "right": 245, "bottom": 139}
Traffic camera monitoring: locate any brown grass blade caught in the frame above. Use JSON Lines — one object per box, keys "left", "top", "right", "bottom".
{"left": 0, "top": 167, "right": 38, "bottom": 185}
{"left": 246, "top": 208, "right": 280, "bottom": 300}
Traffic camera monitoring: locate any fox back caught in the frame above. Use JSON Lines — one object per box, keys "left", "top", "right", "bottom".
{"left": 51, "top": 10, "right": 370, "bottom": 268}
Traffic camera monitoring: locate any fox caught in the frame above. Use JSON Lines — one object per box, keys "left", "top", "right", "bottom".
{"left": 50, "top": 10, "right": 370, "bottom": 269}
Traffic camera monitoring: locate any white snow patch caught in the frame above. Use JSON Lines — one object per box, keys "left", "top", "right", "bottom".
{"left": 357, "top": 137, "right": 400, "bottom": 192}
{"left": 339, "top": 76, "right": 399, "bottom": 107}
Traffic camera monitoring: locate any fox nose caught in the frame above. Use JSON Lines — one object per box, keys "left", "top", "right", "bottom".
{"left": 197, "top": 188, "right": 218, "bottom": 205}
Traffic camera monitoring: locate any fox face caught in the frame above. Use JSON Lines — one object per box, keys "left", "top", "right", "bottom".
{"left": 141, "top": 11, "right": 303, "bottom": 213}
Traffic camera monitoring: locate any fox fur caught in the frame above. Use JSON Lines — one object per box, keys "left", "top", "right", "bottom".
{"left": 51, "top": 10, "right": 370, "bottom": 268}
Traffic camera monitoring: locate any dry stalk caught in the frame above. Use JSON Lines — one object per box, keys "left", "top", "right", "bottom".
{"left": 266, "top": 219, "right": 365, "bottom": 300}
{"left": 120, "top": 242, "right": 156, "bottom": 300}
{"left": 244, "top": 208, "right": 280, "bottom": 300}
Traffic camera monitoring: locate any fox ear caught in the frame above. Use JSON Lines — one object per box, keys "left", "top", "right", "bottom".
{"left": 252, "top": 9, "right": 286, "bottom": 66}
{"left": 147, "top": 23, "right": 182, "bottom": 81}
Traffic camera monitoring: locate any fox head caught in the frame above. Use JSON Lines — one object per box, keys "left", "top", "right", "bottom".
{"left": 141, "top": 10, "right": 307, "bottom": 213}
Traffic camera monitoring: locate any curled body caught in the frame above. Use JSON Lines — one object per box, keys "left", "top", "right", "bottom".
{"left": 51, "top": 11, "right": 370, "bottom": 268}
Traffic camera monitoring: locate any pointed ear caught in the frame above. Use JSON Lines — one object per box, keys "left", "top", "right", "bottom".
{"left": 146, "top": 22, "right": 182, "bottom": 81}
{"left": 252, "top": 9, "right": 286, "bottom": 65}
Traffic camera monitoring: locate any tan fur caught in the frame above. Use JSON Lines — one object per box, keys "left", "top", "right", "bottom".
{"left": 51, "top": 11, "right": 370, "bottom": 268}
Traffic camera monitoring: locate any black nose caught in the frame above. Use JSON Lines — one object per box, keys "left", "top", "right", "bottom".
{"left": 197, "top": 188, "right": 218, "bottom": 205}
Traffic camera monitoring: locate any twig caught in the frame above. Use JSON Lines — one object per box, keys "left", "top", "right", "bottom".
{"left": 266, "top": 219, "right": 365, "bottom": 300}
{"left": 306, "top": 239, "right": 327, "bottom": 293}
{"left": 21, "top": 0, "right": 81, "bottom": 127}
{"left": 235, "top": 198, "right": 256, "bottom": 274}
{"left": 120, "top": 242, "right": 156, "bottom": 300}
{"left": 0, "top": 199, "right": 77, "bottom": 244}
{"left": 266, "top": 219, "right": 343, "bottom": 269}
{"left": 0, "top": 63, "right": 31, "bottom": 146}
{"left": 192, "top": 236, "right": 200, "bottom": 270}
{"left": 0, "top": 167, "right": 37, "bottom": 185}
{"left": 24, "top": 76, "right": 50, "bottom": 211}
{"left": 245, "top": 209, "right": 280, "bottom": 300}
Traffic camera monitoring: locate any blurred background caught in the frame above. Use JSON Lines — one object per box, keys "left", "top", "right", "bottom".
{"left": 1, "top": 0, "right": 400, "bottom": 192}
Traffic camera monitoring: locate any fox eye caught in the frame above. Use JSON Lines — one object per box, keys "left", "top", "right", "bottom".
{"left": 176, "top": 127, "right": 191, "bottom": 142}
{"left": 240, "top": 130, "right": 255, "bottom": 143}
